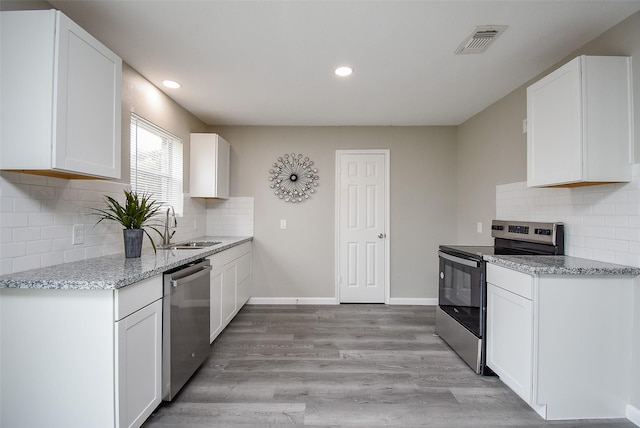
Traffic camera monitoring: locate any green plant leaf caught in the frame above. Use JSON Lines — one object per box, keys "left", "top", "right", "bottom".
{"left": 90, "top": 190, "right": 165, "bottom": 253}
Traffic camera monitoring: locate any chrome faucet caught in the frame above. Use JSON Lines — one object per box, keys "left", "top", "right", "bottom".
{"left": 162, "top": 206, "right": 177, "bottom": 246}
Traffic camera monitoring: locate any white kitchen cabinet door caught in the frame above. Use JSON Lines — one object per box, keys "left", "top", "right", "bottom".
{"left": 209, "top": 265, "right": 224, "bottom": 343}
{"left": 236, "top": 252, "right": 252, "bottom": 308}
{"left": 209, "top": 242, "right": 252, "bottom": 338}
{"left": 115, "top": 299, "right": 162, "bottom": 428}
{"left": 527, "top": 55, "right": 632, "bottom": 187}
{"left": 486, "top": 283, "right": 534, "bottom": 403}
{"left": 190, "top": 133, "right": 230, "bottom": 198}
{"left": 0, "top": 10, "right": 122, "bottom": 179}
{"left": 222, "top": 262, "right": 237, "bottom": 325}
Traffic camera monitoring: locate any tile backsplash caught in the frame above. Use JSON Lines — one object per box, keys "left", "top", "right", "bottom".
{"left": 496, "top": 164, "right": 640, "bottom": 267}
{"left": 0, "top": 171, "right": 253, "bottom": 275}
{"left": 206, "top": 197, "right": 254, "bottom": 236}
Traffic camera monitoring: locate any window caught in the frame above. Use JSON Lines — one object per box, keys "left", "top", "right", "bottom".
{"left": 130, "top": 114, "right": 183, "bottom": 214}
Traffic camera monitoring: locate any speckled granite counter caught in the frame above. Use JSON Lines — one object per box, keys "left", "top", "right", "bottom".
{"left": 0, "top": 236, "right": 252, "bottom": 290}
{"left": 484, "top": 254, "right": 640, "bottom": 276}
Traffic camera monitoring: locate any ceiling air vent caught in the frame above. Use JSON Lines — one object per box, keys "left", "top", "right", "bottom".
{"left": 454, "top": 25, "right": 508, "bottom": 54}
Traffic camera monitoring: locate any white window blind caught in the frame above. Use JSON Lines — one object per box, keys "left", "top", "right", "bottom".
{"left": 130, "top": 114, "right": 183, "bottom": 215}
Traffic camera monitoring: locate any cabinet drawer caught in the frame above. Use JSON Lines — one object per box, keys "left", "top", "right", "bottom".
{"left": 114, "top": 275, "right": 162, "bottom": 321}
{"left": 208, "top": 242, "right": 251, "bottom": 268}
{"left": 487, "top": 263, "right": 533, "bottom": 300}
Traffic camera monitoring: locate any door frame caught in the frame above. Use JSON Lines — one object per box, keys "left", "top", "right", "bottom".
{"left": 334, "top": 149, "right": 390, "bottom": 304}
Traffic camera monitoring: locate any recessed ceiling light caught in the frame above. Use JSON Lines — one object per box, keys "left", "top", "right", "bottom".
{"left": 334, "top": 66, "right": 353, "bottom": 77}
{"left": 162, "top": 80, "right": 181, "bottom": 89}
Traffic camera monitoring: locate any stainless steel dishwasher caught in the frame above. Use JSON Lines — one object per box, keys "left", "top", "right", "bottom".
{"left": 162, "top": 258, "right": 211, "bottom": 401}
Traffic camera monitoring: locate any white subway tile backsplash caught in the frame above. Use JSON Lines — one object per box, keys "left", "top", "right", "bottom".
{"left": 13, "top": 227, "right": 41, "bottom": 242}
{"left": 1, "top": 242, "right": 26, "bottom": 258}
{"left": 592, "top": 249, "right": 616, "bottom": 263}
{"left": 14, "top": 198, "right": 42, "bottom": 213}
{"left": 206, "top": 197, "right": 254, "bottom": 236}
{"left": 2, "top": 212, "right": 29, "bottom": 228}
{"left": 0, "top": 229, "right": 12, "bottom": 244}
{"left": 0, "top": 198, "right": 13, "bottom": 212}
{"left": 0, "top": 172, "right": 254, "bottom": 275}
{"left": 12, "top": 255, "right": 41, "bottom": 273}
{"left": 26, "top": 240, "right": 53, "bottom": 255}
{"left": 29, "top": 185, "right": 57, "bottom": 200}
{"left": 496, "top": 172, "right": 640, "bottom": 267}
{"left": 28, "top": 213, "right": 54, "bottom": 227}
{"left": 41, "top": 252, "right": 64, "bottom": 268}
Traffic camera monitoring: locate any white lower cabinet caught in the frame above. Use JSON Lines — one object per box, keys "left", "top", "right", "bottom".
{"left": 209, "top": 266, "right": 224, "bottom": 343}
{"left": 486, "top": 263, "right": 634, "bottom": 420}
{"left": 114, "top": 277, "right": 163, "bottom": 428}
{"left": 486, "top": 282, "right": 533, "bottom": 402}
{"left": 208, "top": 242, "right": 252, "bottom": 343}
{"left": 0, "top": 275, "right": 162, "bottom": 428}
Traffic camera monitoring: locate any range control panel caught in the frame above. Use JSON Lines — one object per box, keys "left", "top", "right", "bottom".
{"left": 491, "top": 220, "right": 562, "bottom": 245}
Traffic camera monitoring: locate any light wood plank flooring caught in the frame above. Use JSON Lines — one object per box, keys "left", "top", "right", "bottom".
{"left": 143, "top": 304, "right": 635, "bottom": 427}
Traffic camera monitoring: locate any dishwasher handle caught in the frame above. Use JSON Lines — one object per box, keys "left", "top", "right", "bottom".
{"left": 170, "top": 265, "right": 212, "bottom": 288}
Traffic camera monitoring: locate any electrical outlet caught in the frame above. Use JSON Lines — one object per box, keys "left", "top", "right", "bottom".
{"left": 477, "top": 222, "right": 483, "bottom": 234}
{"left": 72, "top": 224, "right": 84, "bottom": 245}
{"left": 280, "top": 219, "right": 287, "bottom": 229}
{"left": 522, "top": 118, "right": 527, "bottom": 134}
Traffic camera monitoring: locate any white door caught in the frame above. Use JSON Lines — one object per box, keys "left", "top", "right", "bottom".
{"left": 336, "top": 150, "right": 389, "bottom": 303}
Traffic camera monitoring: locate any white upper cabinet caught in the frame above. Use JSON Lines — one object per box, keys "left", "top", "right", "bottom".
{"left": 190, "top": 133, "right": 230, "bottom": 199}
{"left": 0, "top": 10, "right": 122, "bottom": 179}
{"left": 526, "top": 55, "right": 632, "bottom": 187}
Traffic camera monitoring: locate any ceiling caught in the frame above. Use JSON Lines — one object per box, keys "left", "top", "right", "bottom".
{"left": 48, "top": 0, "right": 640, "bottom": 126}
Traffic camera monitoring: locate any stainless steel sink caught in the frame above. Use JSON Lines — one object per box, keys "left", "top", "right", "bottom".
{"left": 160, "top": 240, "right": 222, "bottom": 250}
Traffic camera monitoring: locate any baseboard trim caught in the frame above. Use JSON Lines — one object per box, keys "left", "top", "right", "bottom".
{"left": 388, "top": 298, "right": 437, "bottom": 305}
{"left": 248, "top": 297, "right": 438, "bottom": 306}
{"left": 627, "top": 404, "right": 640, "bottom": 427}
{"left": 248, "top": 297, "right": 339, "bottom": 305}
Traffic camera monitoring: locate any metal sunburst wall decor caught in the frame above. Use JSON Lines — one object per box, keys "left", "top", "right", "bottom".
{"left": 268, "top": 153, "right": 319, "bottom": 203}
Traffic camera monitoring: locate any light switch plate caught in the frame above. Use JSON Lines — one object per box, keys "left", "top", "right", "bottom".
{"left": 280, "top": 219, "right": 287, "bottom": 229}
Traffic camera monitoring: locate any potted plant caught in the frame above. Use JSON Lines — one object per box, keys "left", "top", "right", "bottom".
{"left": 91, "top": 190, "right": 164, "bottom": 258}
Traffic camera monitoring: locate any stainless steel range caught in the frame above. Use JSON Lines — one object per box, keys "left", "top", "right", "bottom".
{"left": 436, "top": 219, "right": 564, "bottom": 375}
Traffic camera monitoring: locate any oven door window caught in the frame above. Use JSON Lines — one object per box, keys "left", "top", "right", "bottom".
{"left": 438, "top": 254, "right": 482, "bottom": 337}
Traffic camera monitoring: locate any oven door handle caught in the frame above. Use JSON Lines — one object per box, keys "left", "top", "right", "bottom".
{"left": 438, "top": 251, "right": 480, "bottom": 268}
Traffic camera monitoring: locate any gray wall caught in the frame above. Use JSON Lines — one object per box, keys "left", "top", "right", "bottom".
{"left": 208, "top": 126, "right": 457, "bottom": 301}
{"left": 121, "top": 64, "right": 208, "bottom": 190}
{"left": 457, "top": 11, "right": 640, "bottom": 245}
{"left": 456, "top": 10, "right": 640, "bottom": 415}
{"left": 456, "top": 89, "right": 527, "bottom": 245}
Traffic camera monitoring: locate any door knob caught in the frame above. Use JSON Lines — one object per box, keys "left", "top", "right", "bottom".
{"left": 378, "top": 233, "right": 386, "bottom": 239}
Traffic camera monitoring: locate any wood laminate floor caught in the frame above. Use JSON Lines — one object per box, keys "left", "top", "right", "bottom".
{"left": 143, "top": 304, "right": 635, "bottom": 427}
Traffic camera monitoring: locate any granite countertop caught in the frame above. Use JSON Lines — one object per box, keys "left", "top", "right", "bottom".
{"left": 0, "top": 236, "right": 252, "bottom": 290}
{"left": 484, "top": 254, "right": 640, "bottom": 276}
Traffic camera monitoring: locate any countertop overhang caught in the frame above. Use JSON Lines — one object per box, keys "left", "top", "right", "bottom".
{"left": 484, "top": 254, "right": 640, "bottom": 276}
{"left": 0, "top": 236, "right": 252, "bottom": 290}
